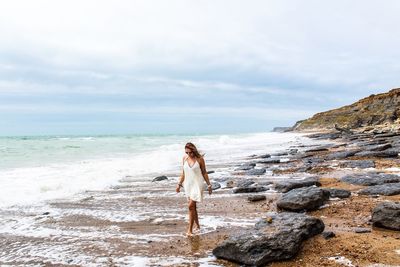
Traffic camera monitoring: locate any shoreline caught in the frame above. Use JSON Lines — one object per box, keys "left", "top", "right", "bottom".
{"left": 0, "top": 131, "right": 399, "bottom": 266}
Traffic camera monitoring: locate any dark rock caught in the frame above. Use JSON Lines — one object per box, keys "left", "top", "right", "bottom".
{"left": 338, "top": 160, "right": 375, "bottom": 169}
{"left": 211, "top": 182, "right": 221, "bottom": 190}
{"left": 236, "top": 179, "right": 255, "bottom": 188}
{"left": 257, "top": 159, "right": 281, "bottom": 164}
{"left": 366, "top": 143, "right": 392, "bottom": 151}
{"left": 152, "top": 175, "right": 168, "bottom": 182}
{"left": 233, "top": 186, "right": 268, "bottom": 194}
{"left": 207, "top": 170, "right": 215, "bottom": 174}
{"left": 277, "top": 187, "right": 330, "bottom": 211}
{"left": 325, "top": 150, "right": 361, "bottom": 160}
{"left": 212, "top": 212, "right": 324, "bottom": 266}
{"left": 81, "top": 196, "right": 95, "bottom": 201}
{"left": 302, "top": 157, "right": 325, "bottom": 165}
{"left": 273, "top": 177, "right": 321, "bottom": 193}
{"left": 42, "top": 212, "right": 50, "bottom": 216}
{"left": 371, "top": 202, "right": 400, "bottom": 230}
{"left": 325, "top": 188, "right": 351, "bottom": 198}
{"left": 359, "top": 183, "right": 400, "bottom": 196}
{"left": 235, "top": 163, "right": 256, "bottom": 171}
{"left": 248, "top": 195, "right": 267, "bottom": 202}
{"left": 246, "top": 168, "right": 266, "bottom": 176}
{"left": 296, "top": 166, "right": 313, "bottom": 172}
{"left": 305, "top": 146, "right": 330, "bottom": 153}
{"left": 307, "top": 132, "right": 342, "bottom": 140}
{"left": 356, "top": 139, "right": 388, "bottom": 147}
{"left": 374, "top": 132, "right": 400, "bottom": 138}
{"left": 341, "top": 172, "right": 400, "bottom": 186}
{"left": 334, "top": 124, "right": 353, "bottom": 134}
{"left": 354, "top": 228, "right": 371, "bottom": 233}
{"left": 355, "top": 149, "right": 399, "bottom": 158}
{"left": 270, "top": 152, "right": 288, "bottom": 156}
{"left": 252, "top": 154, "right": 271, "bottom": 159}
{"left": 322, "top": 231, "right": 335, "bottom": 239}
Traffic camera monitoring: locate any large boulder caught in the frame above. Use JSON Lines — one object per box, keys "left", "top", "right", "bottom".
{"left": 371, "top": 202, "right": 400, "bottom": 230}
{"left": 341, "top": 172, "right": 400, "bottom": 186}
{"left": 212, "top": 212, "right": 324, "bottom": 266}
{"left": 277, "top": 187, "right": 330, "bottom": 211}
{"left": 273, "top": 177, "right": 321, "bottom": 193}
{"left": 358, "top": 183, "right": 400, "bottom": 196}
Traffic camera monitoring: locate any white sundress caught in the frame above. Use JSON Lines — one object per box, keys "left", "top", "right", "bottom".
{"left": 183, "top": 157, "right": 205, "bottom": 202}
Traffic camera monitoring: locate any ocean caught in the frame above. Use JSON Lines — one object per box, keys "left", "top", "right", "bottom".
{"left": 0, "top": 132, "right": 315, "bottom": 208}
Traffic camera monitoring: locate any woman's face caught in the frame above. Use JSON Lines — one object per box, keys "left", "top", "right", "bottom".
{"left": 185, "top": 149, "right": 195, "bottom": 158}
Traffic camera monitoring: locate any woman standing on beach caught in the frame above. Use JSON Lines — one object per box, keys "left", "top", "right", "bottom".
{"left": 176, "top": 142, "right": 212, "bottom": 236}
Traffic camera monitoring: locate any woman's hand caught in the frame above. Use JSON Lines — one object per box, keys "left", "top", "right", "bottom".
{"left": 207, "top": 184, "right": 212, "bottom": 195}
{"left": 176, "top": 183, "right": 182, "bottom": 193}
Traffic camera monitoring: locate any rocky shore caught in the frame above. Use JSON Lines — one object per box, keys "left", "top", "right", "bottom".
{"left": 209, "top": 129, "right": 400, "bottom": 266}
{"left": 1, "top": 129, "right": 400, "bottom": 266}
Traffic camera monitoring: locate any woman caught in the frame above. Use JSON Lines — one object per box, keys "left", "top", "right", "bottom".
{"left": 176, "top": 142, "right": 212, "bottom": 236}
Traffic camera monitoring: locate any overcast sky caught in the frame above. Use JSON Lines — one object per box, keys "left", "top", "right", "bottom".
{"left": 1, "top": 0, "right": 399, "bottom": 135}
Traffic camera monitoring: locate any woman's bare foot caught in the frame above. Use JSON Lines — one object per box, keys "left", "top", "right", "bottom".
{"left": 193, "top": 225, "right": 200, "bottom": 233}
{"left": 186, "top": 231, "right": 193, "bottom": 237}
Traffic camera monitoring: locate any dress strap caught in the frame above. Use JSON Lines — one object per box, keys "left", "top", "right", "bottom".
{"left": 183, "top": 155, "right": 189, "bottom": 166}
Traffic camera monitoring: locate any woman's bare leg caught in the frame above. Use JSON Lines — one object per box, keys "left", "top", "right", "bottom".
{"left": 194, "top": 206, "right": 200, "bottom": 231}
{"left": 187, "top": 199, "right": 196, "bottom": 235}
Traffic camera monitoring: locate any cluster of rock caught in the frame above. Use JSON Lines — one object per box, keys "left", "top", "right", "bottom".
{"left": 210, "top": 127, "right": 400, "bottom": 265}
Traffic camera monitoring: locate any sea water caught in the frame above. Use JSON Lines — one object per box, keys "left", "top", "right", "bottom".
{"left": 0, "top": 132, "right": 314, "bottom": 207}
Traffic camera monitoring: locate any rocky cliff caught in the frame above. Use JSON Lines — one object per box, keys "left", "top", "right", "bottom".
{"left": 292, "top": 88, "right": 400, "bottom": 131}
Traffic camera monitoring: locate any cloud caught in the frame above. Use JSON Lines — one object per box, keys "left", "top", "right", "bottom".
{"left": 1, "top": 0, "right": 400, "bottom": 134}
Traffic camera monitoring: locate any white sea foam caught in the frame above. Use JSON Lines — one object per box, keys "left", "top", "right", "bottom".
{"left": 327, "top": 256, "right": 355, "bottom": 267}
{"left": 114, "top": 255, "right": 222, "bottom": 266}
{"left": 0, "top": 132, "right": 322, "bottom": 207}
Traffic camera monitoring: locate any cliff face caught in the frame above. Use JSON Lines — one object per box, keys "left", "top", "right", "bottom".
{"left": 292, "top": 88, "right": 400, "bottom": 131}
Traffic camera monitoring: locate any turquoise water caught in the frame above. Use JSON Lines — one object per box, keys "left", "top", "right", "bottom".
{"left": 0, "top": 133, "right": 249, "bottom": 171}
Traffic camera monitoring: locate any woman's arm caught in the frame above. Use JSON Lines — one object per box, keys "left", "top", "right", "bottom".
{"left": 176, "top": 156, "right": 186, "bottom": 192}
{"left": 199, "top": 157, "right": 212, "bottom": 194}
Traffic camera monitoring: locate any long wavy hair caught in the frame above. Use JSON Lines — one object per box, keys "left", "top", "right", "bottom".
{"left": 185, "top": 142, "right": 205, "bottom": 158}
